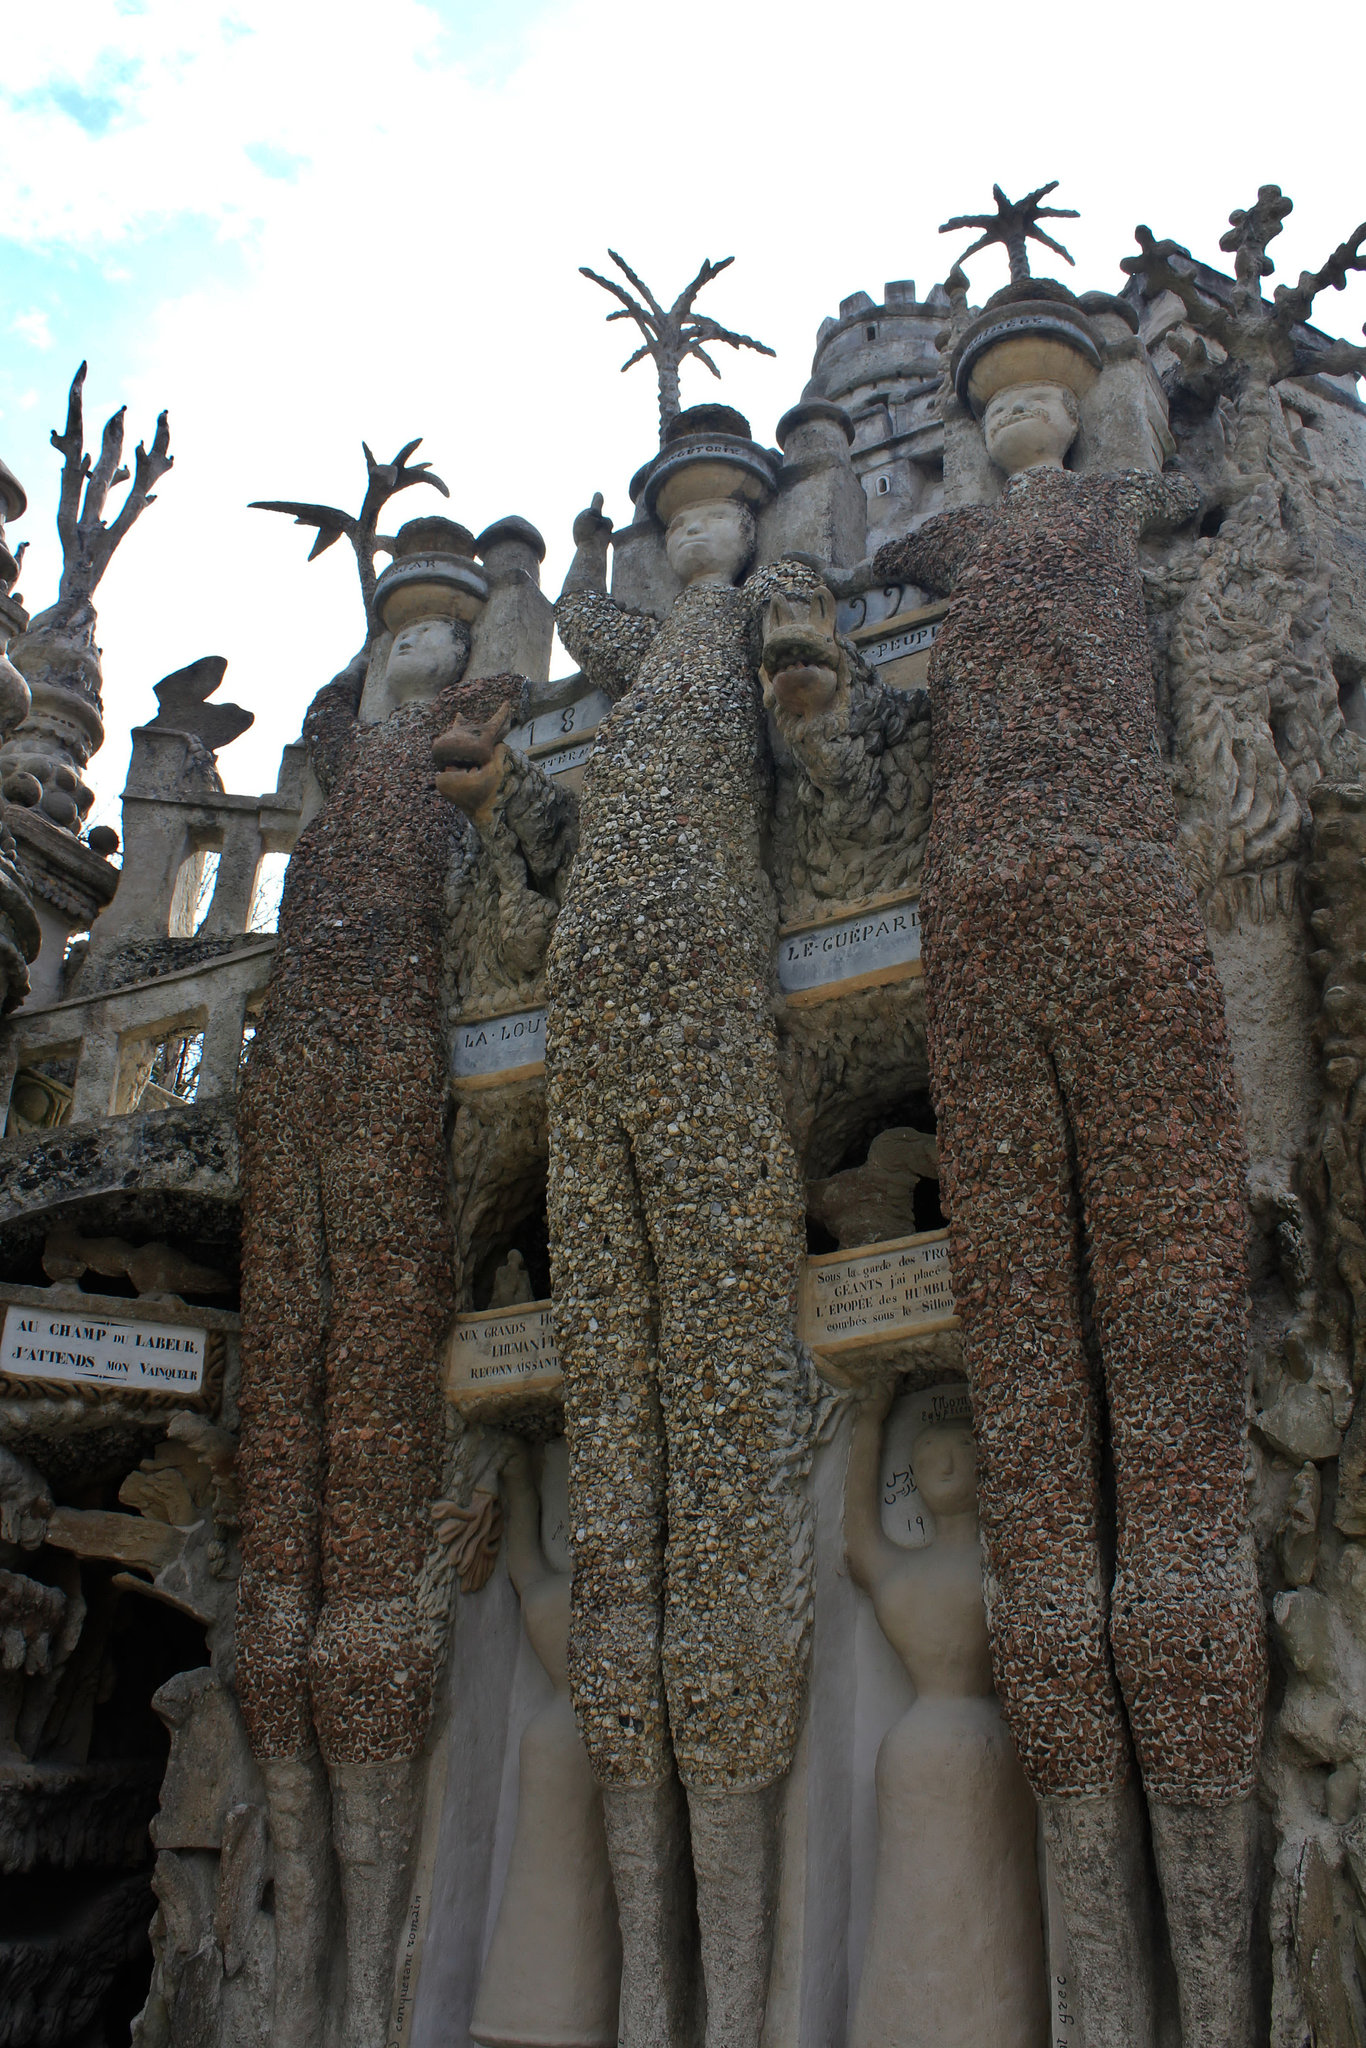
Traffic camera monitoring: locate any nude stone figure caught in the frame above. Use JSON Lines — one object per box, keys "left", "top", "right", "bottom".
{"left": 843, "top": 1383, "right": 1047, "bottom": 2048}
{"left": 470, "top": 1440, "right": 621, "bottom": 2048}
{"left": 543, "top": 409, "right": 822, "bottom": 2048}
{"left": 779, "top": 284, "right": 1266, "bottom": 2046}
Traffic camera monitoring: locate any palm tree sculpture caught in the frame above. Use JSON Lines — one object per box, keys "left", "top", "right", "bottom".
{"left": 939, "top": 181, "right": 1080, "bottom": 285}
{"left": 579, "top": 251, "right": 775, "bottom": 445}
{"left": 251, "top": 438, "right": 449, "bottom": 630}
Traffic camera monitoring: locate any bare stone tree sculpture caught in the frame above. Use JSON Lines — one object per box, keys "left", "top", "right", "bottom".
{"left": 251, "top": 437, "right": 450, "bottom": 628}
{"left": 50, "top": 363, "right": 173, "bottom": 608}
{"left": 1, "top": 363, "right": 173, "bottom": 831}
{"left": 939, "top": 179, "right": 1080, "bottom": 284}
{"left": 579, "top": 250, "right": 775, "bottom": 443}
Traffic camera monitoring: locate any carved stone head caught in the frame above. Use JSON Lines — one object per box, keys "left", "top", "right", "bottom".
{"left": 982, "top": 381, "right": 1081, "bottom": 477}
{"left": 950, "top": 282, "right": 1100, "bottom": 478}
{"left": 664, "top": 499, "right": 756, "bottom": 588}
{"left": 911, "top": 1420, "right": 977, "bottom": 1517}
{"left": 373, "top": 516, "right": 485, "bottom": 706}
{"left": 385, "top": 616, "right": 473, "bottom": 705}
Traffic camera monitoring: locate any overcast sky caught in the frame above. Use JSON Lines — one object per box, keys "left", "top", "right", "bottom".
{"left": 3, "top": 0, "right": 1364, "bottom": 825}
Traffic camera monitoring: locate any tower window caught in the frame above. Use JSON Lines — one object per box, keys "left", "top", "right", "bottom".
{"left": 866, "top": 324, "right": 878, "bottom": 341}
{"left": 875, "top": 475, "right": 891, "bottom": 496}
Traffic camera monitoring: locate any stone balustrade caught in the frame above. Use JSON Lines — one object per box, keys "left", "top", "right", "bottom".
{"left": 0, "top": 936, "right": 276, "bottom": 1128}
{"left": 82, "top": 731, "right": 306, "bottom": 972}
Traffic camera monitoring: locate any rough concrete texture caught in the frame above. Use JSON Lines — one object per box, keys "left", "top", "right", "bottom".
{"left": 875, "top": 458, "right": 1266, "bottom": 1805}
{"left": 1040, "top": 1783, "right": 1157, "bottom": 2048}
{"left": 548, "top": 548, "right": 820, "bottom": 1796}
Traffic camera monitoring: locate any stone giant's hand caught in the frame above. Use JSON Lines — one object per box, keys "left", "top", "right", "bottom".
{"left": 572, "top": 493, "right": 613, "bottom": 550}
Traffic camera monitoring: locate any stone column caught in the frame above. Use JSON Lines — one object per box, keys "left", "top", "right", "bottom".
{"left": 471, "top": 517, "right": 554, "bottom": 683}
{"left": 761, "top": 400, "right": 867, "bottom": 567}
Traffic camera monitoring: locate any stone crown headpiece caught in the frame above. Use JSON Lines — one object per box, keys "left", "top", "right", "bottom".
{"left": 950, "top": 280, "right": 1103, "bottom": 418}
{"left": 372, "top": 516, "right": 489, "bottom": 632}
{"left": 630, "top": 404, "right": 779, "bottom": 527}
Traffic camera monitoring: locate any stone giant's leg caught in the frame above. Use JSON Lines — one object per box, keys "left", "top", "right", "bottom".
{"left": 256, "top": 1756, "right": 337, "bottom": 2048}
{"left": 925, "top": 897, "right": 1152, "bottom": 2038}
{"left": 549, "top": 1073, "right": 689, "bottom": 2044}
{"left": 236, "top": 1078, "right": 333, "bottom": 2048}
{"left": 926, "top": 930, "right": 1130, "bottom": 1794}
{"left": 687, "top": 1787, "right": 779, "bottom": 2048}
{"left": 307, "top": 1063, "right": 453, "bottom": 1762}
{"left": 1059, "top": 845, "right": 1265, "bottom": 2038}
{"left": 1039, "top": 1782, "right": 1156, "bottom": 2048}
{"left": 1147, "top": 1798, "right": 1259, "bottom": 2048}
{"left": 307, "top": 1061, "right": 455, "bottom": 2047}
{"left": 635, "top": 1023, "right": 810, "bottom": 2047}
{"left": 602, "top": 1780, "right": 699, "bottom": 2048}
{"left": 329, "top": 1759, "right": 423, "bottom": 2048}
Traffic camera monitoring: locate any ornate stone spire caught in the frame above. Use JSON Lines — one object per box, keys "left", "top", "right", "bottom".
{"left": 579, "top": 250, "right": 775, "bottom": 445}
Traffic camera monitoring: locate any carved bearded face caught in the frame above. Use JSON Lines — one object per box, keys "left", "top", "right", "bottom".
{"left": 665, "top": 500, "right": 754, "bottom": 588}
{"left": 911, "top": 1422, "right": 977, "bottom": 1516}
{"left": 982, "top": 382, "right": 1080, "bottom": 477}
{"left": 384, "top": 616, "right": 470, "bottom": 704}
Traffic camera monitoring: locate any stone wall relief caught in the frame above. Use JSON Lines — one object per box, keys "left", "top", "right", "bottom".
{"left": 470, "top": 1436, "right": 621, "bottom": 2048}
{"left": 842, "top": 1380, "right": 1048, "bottom": 2048}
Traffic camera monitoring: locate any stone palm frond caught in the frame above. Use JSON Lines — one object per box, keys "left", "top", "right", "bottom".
{"left": 579, "top": 249, "right": 775, "bottom": 444}
{"left": 939, "top": 181, "right": 1079, "bottom": 286}
{"left": 251, "top": 438, "right": 449, "bottom": 627}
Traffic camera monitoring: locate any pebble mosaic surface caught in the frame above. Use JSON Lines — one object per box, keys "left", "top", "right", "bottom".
{"left": 875, "top": 466, "right": 1266, "bottom": 1801}
{"left": 547, "top": 572, "right": 819, "bottom": 1791}
{"left": 236, "top": 663, "right": 519, "bottom": 1764}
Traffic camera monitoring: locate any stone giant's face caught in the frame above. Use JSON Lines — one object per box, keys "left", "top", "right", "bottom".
{"left": 982, "top": 382, "right": 1079, "bottom": 477}
{"left": 665, "top": 500, "right": 752, "bottom": 588}
{"left": 384, "top": 616, "right": 469, "bottom": 704}
{"left": 911, "top": 1422, "right": 977, "bottom": 1517}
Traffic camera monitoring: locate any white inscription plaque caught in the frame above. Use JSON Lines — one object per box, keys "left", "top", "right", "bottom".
{"left": 509, "top": 688, "right": 610, "bottom": 761}
{"left": 778, "top": 895, "right": 921, "bottom": 1005}
{"left": 445, "top": 1301, "right": 562, "bottom": 1411}
{"left": 862, "top": 615, "right": 942, "bottom": 669}
{"left": 800, "top": 1229, "right": 956, "bottom": 1354}
{"left": 452, "top": 1006, "right": 546, "bottom": 1087}
{"left": 0, "top": 1304, "right": 207, "bottom": 1392}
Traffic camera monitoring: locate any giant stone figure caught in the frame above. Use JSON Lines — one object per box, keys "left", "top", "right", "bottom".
{"left": 855, "top": 189, "right": 1268, "bottom": 2048}
{"left": 236, "top": 452, "right": 527, "bottom": 2048}
{"left": 544, "top": 320, "right": 824, "bottom": 2039}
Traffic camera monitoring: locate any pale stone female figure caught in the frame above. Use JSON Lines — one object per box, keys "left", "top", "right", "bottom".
{"left": 471, "top": 1441, "right": 621, "bottom": 2048}
{"left": 844, "top": 1384, "right": 1048, "bottom": 2048}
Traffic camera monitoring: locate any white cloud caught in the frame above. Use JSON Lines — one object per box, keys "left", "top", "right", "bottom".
{"left": 1, "top": 0, "right": 1364, "bottom": 824}
{"left": 9, "top": 311, "right": 52, "bottom": 350}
